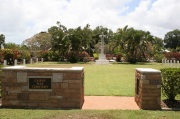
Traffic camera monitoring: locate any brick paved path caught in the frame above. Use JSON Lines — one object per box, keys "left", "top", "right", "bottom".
{"left": 82, "top": 96, "right": 140, "bottom": 110}
{"left": 0, "top": 97, "right": 140, "bottom": 110}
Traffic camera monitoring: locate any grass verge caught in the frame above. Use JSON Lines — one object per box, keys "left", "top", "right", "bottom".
{"left": 0, "top": 109, "right": 180, "bottom": 119}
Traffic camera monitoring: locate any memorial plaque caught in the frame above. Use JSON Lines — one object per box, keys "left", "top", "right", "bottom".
{"left": 29, "top": 77, "right": 51, "bottom": 89}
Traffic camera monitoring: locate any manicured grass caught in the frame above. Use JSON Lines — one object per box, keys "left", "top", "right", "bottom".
{"left": 27, "top": 61, "right": 180, "bottom": 99}
{"left": 84, "top": 62, "right": 170, "bottom": 96}
{"left": 27, "top": 62, "right": 170, "bottom": 96}
{"left": 0, "top": 109, "right": 180, "bottom": 119}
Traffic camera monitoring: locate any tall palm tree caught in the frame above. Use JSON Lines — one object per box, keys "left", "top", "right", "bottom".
{"left": 115, "top": 26, "right": 155, "bottom": 63}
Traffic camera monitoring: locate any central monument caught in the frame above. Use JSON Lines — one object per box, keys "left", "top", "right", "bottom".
{"left": 96, "top": 32, "right": 109, "bottom": 64}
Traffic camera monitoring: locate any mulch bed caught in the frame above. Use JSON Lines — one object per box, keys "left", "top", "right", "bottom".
{"left": 161, "top": 99, "right": 180, "bottom": 109}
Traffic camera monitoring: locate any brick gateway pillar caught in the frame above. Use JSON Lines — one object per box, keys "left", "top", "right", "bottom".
{"left": 1, "top": 66, "right": 84, "bottom": 109}
{"left": 135, "top": 68, "right": 161, "bottom": 110}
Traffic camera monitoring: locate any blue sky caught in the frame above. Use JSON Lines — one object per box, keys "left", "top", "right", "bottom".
{"left": 0, "top": 0, "right": 180, "bottom": 44}
{"left": 125, "top": 0, "right": 141, "bottom": 14}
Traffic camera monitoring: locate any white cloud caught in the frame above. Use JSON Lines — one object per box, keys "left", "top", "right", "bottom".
{"left": 0, "top": 0, "right": 180, "bottom": 44}
{"left": 116, "top": 0, "right": 180, "bottom": 38}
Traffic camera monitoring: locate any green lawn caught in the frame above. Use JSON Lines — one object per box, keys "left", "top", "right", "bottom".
{"left": 0, "top": 109, "right": 180, "bottom": 119}
{"left": 27, "top": 62, "right": 170, "bottom": 96}
{"left": 0, "top": 62, "right": 180, "bottom": 119}
{"left": 84, "top": 62, "right": 170, "bottom": 96}
{"left": 25, "top": 62, "right": 180, "bottom": 99}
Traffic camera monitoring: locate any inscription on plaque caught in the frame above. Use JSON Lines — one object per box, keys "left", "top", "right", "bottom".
{"left": 29, "top": 78, "right": 51, "bottom": 89}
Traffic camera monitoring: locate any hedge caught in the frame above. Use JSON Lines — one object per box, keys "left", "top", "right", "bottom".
{"left": 160, "top": 68, "right": 180, "bottom": 101}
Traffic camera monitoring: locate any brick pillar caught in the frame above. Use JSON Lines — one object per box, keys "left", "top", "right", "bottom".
{"left": 1, "top": 66, "right": 84, "bottom": 109}
{"left": 135, "top": 68, "right": 161, "bottom": 110}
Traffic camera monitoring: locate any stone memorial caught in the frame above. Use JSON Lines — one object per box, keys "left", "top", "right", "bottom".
{"left": 14, "top": 59, "right": 17, "bottom": 66}
{"left": 23, "top": 59, "right": 26, "bottom": 65}
{"left": 96, "top": 32, "right": 109, "bottom": 64}
{"left": 3, "top": 60, "right": 7, "bottom": 66}
{"left": 30, "top": 58, "right": 33, "bottom": 64}
{"left": 1, "top": 66, "right": 84, "bottom": 109}
{"left": 1, "top": 44, "right": 4, "bottom": 49}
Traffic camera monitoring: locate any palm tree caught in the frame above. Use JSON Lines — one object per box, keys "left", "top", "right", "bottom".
{"left": 115, "top": 26, "right": 155, "bottom": 63}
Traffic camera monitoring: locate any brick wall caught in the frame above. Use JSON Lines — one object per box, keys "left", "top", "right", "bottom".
{"left": 135, "top": 68, "right": 161, "bottom": 110}
{"left": 1, "top": 66, "right": 84, "bottom": 109}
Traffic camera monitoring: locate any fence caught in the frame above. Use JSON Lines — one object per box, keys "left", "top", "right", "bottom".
{"left": 2, "top": 58, "right": 44, "bottom": 66}
{"left": 162, "top": 59, "right": 180, "bottom": 68}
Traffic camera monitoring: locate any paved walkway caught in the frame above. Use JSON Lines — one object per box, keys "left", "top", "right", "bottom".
{"left": 0, "top": 96, "right": 140, "bottom": 110}
{"left": 82, "top": 96, "right": 140, "bottom": 110}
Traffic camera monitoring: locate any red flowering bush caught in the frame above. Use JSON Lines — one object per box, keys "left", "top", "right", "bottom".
{"left": 0, "top": 49, "right": 31, "bottom": 65}
{"left": 116, "top": 54, "right": 123, "bottom": 62}
{"left": 79, "top": 51, "right": 90, "bottom": 62}
{"left": 2, "top": 49, "right": 15, "bottom": 65}
{"left": 164, "top": 52, "right": 180, "bottom": 61}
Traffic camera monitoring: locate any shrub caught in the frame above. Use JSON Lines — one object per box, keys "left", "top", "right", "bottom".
{"left": 154, "top": 53, "right": 164, "bottom": 63}
{"left": 19, "top": 50, "right": 31, "bottom": 63}
{"left": 0, "top": 49, "right": 31, "bottom": 65}
{"left": 79, "top": 51, "right": 90, "bottom": 62}
{"left": 164, "top": 52, "right": 180, "bottom": 61}
{"left": 93, "top": 53, "right": 99, "bottom": 60}
{"left": 3, "top": 49, "right": 15, "bottom": 65}
{"left": 128, "top": 57, "right": 137, "bottom": 64}
{"left": 48, "top": 51, "right": 60, "bottom": 61}
{"left": 160, "top": 68, "right": 180, "bottom": 101}
{"left": 116, "top": 54, "right": 122, "bottom": 62}
{"left": 39, "top": 50, "right": 49, "bottom": 61}
{"left": 68, "top": 52, "right": 78, "bottom": 63}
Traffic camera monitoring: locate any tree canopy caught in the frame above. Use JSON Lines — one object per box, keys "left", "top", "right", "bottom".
{"left": 0, "top": 34, "right": 5, "bottom": 45}
{"left": 20, "top": 21, "right": 166, "bottom": 63}
{"left": 22, "top": 32, "right": 52, "bottom": 51}
{"left": 164, "top": 29, "right": 180, "bottom": 51}
{"left": 113, "top": 26, "right": 160, "bottom": 63}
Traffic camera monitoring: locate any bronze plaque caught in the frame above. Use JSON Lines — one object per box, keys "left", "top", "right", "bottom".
{"left": 29, "top": 78, "right": 51, "bottom": 89}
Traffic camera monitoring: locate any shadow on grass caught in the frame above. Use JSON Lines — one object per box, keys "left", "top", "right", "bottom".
{"left": 0, "top": 105, "right": 80, "bottom": 110}
{"left": 45, "top": 61, "right": 91, "bottom": 65}
{"left": 30, "top": 61, "right": 158, "bottom": 65}
{"left": 112, "top": 62, "right": 155, "bottom": 65}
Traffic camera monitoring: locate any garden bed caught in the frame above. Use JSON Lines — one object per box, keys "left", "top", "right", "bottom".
{"left": 161, "top": 99, "right": 180, "bottom": 109}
